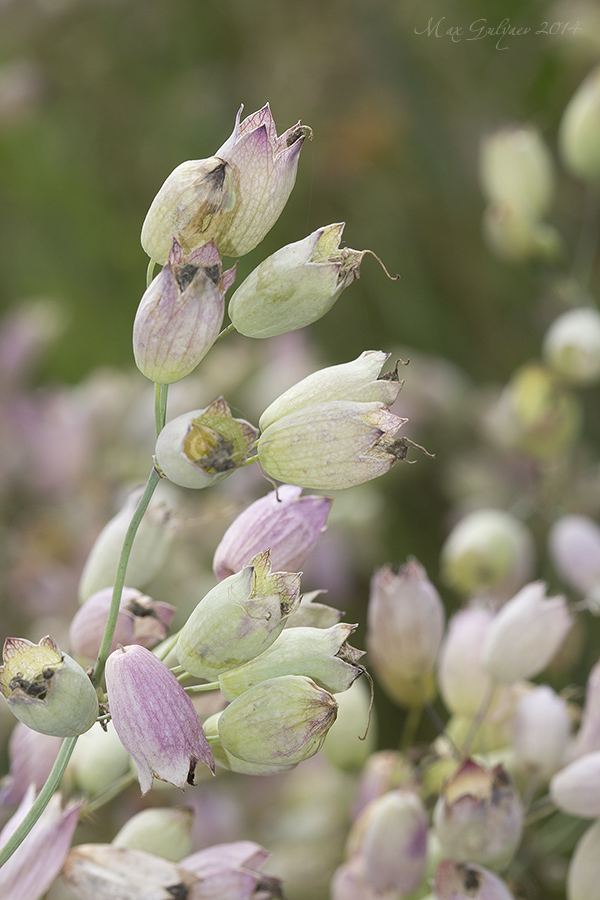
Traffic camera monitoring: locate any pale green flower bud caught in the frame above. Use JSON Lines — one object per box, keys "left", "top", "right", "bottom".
{"left": 285, "top": 589, "right": 344, "bottom": 628}
{"left": 0, "top": 635, "right": 98, "bottom": 737}
{"left": 141, "top": 156, "right": 236, "bottom": 266}
{"left": 177, "top": 549, "right": 301, "bottom": 680}
{"left": 559, "top": 65, "right": 600, "bottom": 185}
{"left": 155, "top": 397, "right": 259, "bottom": 489}
{"left": 218, "top": 675, "right": 338, "bottom": 766}
{"left": 480, "top": 126, "right": 555, "bottom": 219}
{"left": 483, "top": 204, "right": 563, "bottom": 263}
{"left": 543, "top": 307, "right": 600, "bottom": 386}
{"left": 259, "top": 350, "right": 402, "bottom": 431}
{"left": 112, "top": 807, "right": 194, "bottom": 862}
{"left": 218, "top": 623, "right": 364, "bottom": 700}
{"left": 203, "top": 712, "right": 296, "bottom": 775}
{"left": 228, "top": 223, "right": 368, "bottom": 338}
{"left": 68, "top": 721, "right": 132, "bottom": 797}
{"left": 324, "top": 678, "right": 377, "bottom": 772}
{"left": 567, "top": 818, "right": 600, "bottom": 900}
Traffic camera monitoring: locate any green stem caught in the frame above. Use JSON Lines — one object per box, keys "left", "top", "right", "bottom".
{"left": 0, "top": 736, "right": 78, "bottom": 867}
{"left": 183, "top": 681, "right": 220, "bottom": 694}
{"left": 154, "top": 383, "right": 168, "bottom": 436}
{"left": 80, "top": 771, "right": 137, "bottom": 818}
{"left": 92, "top": 465, "right": 162, "bottom": 688}
{"left": 146, "top": 258, "right": 156, "bottom": 288}
{"left": 399, "top": 704, "right": 423, "bottom": 752}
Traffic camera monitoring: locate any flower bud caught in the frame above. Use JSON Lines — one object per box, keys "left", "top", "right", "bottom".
{"left": 559, "top": 65, "right": 600, "bottom": 185}
{"left": 483, "top": 581, "right": 573, "bottom": 683}
{"left": 133, "top": 240, "right": 236, "bottom": 384}
{"left": 482, "top": 204, "right": 562, "bottom": 263}
{"left": 285, "top": 589, "right": 343, "bottom": 628}
{"left": 177, "top": 549, "right": 301, "bottom": 680}
{"left": 440, "top": 508, "right": 534, "bottom": 599}
{"left": 78, "top": 490, "right": 178, "bottom": 603}
{"left": 218, "top": 622, "right": 364, "bottom": 700}
{"left": 181, "top": 840, "right": 284, "bottom": 900}
{"left": 573, "top": 659, "right": 600, "bottom": 757}
{"left": 352, "top": 750, "right": 414, "bottom": 820}
{"left": 217, "top": 675, "right": 338, "bottom": 766}
{"left": 331, "top": 859, "right": 380, "bottom": 900}
{"left": 105, "top": 644, "right": 214, "bottom": 794}
{"left": 543, "top": 307, "right": 600, "bottom": 386}
{"left": 141, "top": 156, "right": 235, "bottom": 266}
{"left": 213, "top": 484, "right": 332, "bottom": 581}
{"left": 434, "top": 860, "right": 516, "bottom": 900}
{"left": 550, "top": 751, "right": 600, "bottom": 818}
{"left": 548, "top": 514, "right": 600, "bottom": 598}
{"left": 155, "top": 397, "right": 259, "bottom": 489}
{"left": 367, "top": 559, "right": 445, "bottom": 707}
{"left": 69, "top": 586, "right": 175, "bottom": 662}
{"left": 437, "top": 606, "right": 496, "bottom": 717}
{"left": 480, "top": 126, "right": 554, "bottom": 219}
{"left": 433, "top": 759, "right": 523, "bottom": 870}
{"left": 0, "top": 635, "right": 98, "bottom": 737}
{"left": 112, "top": 807, "right": 194, "bottom": 862}
{"left": 203, "top": 712, "right": 296, "bottom": 775}
{"left": 566, "top": 818, "right": 600, "bottom": 900}
{"left": 259, "top": 350, "right": 402, "bottom": 432}
{"left": 68, "top": 720, "right": 132, "bottom": 797}
{"left": 0, "top": 721, "right": 62, "bottom": 807}
{"left": 228, "top": 223, "right": 370, "bottom": 338}
{"left": 511, "top": 685, "right": 571, "bottom": 780}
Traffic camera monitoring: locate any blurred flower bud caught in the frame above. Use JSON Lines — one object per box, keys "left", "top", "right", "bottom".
{"left": 181, "top": 840, "right": 283, "bottom": 900}
{"left": 228, "top": 223, "right": 374, "bottom": 338}
{"left": 177, "top": 549, "right": 301, "bottom": 680}
{"left": 367, "top": 559, "right": 444, "bottom": 707}
{"left": 549, "top": 514, "right": 600, "bottom": 601}
{"left": 550, "top": 751, "right": 600, "bottom": 817}
{"left": 566, "top": 817, "right": 600, "bottom": 900}
{"left": 203, "top": 712, "right": 296, "bottom": 775}
{"left": 331, "top": 859, "right": 380, "bottom": 900}
{"left": 0, "top": 785, "right": 81, "bottom": 900}
{"left": 285, "top": 589, "right": 344, "bottom": 628}
{"left": 433, "top": 759, "right": 523, "bottom": 870}
{"left": 483, "top": 581, "right": 573, "bottom": 683}
{"left": 434, "top": 859, "right": 516, "bottom": 900}
{"left": 573, "top": 659, "right": 600, "bottom": 757}
{"left": 78, "top": 490, "right": 178, "bottom": 602}
{"left": 0, "top": 721, "right": 62, "bottom": 807}
{"left": 217, "top": 675, "right": 337, "bottom": 766}
{"left": 133, "top": 240, "right": 236, "bottom": 384}
{"left": 440, "top": 508, "right": 534, "bottom": 600}
{"left": 105, "top": 644, "right": 214, "bottom": 794}
{"left": 543, "top": 307, "right": 600, "bottom": 386}
{"left": 324, "top": 678, "right": 376, "bottom": 772}
{"left": 437, "top": 606, "right": 496, "bottom": 717}
{"left": 480, "top": 126, "right": 554, "bottom": 219}
{"left": 213, "top": 484, "right": 332, "bottom": 581}
{"left": 112, "top": 807, "right": 194, "bottom": 861}
{"left": 218, "top": 622, "right": 364, "bottom": 700}
{"left": 0, "top": 635, "right": 98, "bottom": 737}
{"left": 155, "top": 397, "right": 259, "bottom": 489}
{"left": 69, "top": 586, "right": 175, "bottom": 662}
{"left": 559, "top": 65, "right": 600, "bottom": 185}
{"left": 259, "top": 350, "right": 402, "bottom": 431}
{"left": 511, "top": 685, "right": 571, "bottom": 780}
{"left": 483, "top": 204, "right": 563, "bottom": 263}
{"left": 68, "top": 721, "right": 132, "bottom": 797}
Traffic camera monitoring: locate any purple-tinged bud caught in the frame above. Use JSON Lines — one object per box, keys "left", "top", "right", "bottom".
{"left": 228, "top": 224, "right": 377, "bottom": 338}
{"left": 0, "top": 721, "right": 62, "bottom": 807}
{"left": 105, "top": 644, "right": 214, "bottom": 795}
{"left": 133, "top": 239, "right": 236, "bottom": 384}
{"left": 218, "top": 622, "right": 364, "bottom": 700}
{"left": 567, "top": 818, "right": 600, "bottom": 900}
{"left": 440, "top": 508, "right": 534, "bottom": 600}
{"left": 511, "top": 685, "right": 571, "bottom": 780}
{"left": 213, "top": 484, "right": 332, "bottom": 581}
{"left": 203, "top": 712, "right": 296, "bottom": 775}
{"left": 155, "top": 397, "right": 259, "bottom": 489}
{"left": 69, "top": 586, "right": 175, "bottom": 661}
{"left": 141, "top": 155, "right": 235, "bottom": 266}
{"left": 177, "top": 549, "right": 301, "bottom": 680}
{"left": 331, "top": 859, "right": 381, "bottom": 900}
{"left": 78, "top": 490, "right": 178, "bottom": 602}
{"left": 433, "top": 759, "right": 524, "bottom": 870}
{"left": 285, "top": 590, "right": 344, "bottom": 628}
{"left": 0, "top": 785, "right": 81, "bottom": 900}
{"left": 483, "top": 582, "right": 573, "bottom": 683}
{"left": 352, "top": 750, "right": 415, "bottom": 820}
{"left": 0, "top": 635, "right": 98, "bottom": 737}
{"left": 367, "top": 558, "right": 445, "bottom": 707}
{"left": 548, "top": 515, "right": 600, "bottom": 600}
{"left": 480, "top": 126, "right": 554, "bottom": 219}
{"left": 258, "top": 400, "right": 407, "bottom": 491}
{"left": 543, "top": 307, "right": 600, "bottom": 386}
{"left": 181, "top": 840, "right": 284, "bottom": 899}
{"left": 68, "top": 721, "right": 132, "bottom": 797}
{"left": 259, "top": 350, "right": 402, "bottom": 431}
{"left": 559, "top": 65, "right": 600, "bottom": 186}
{"left": 217, "top": 675, "right": 338, "bottom": 766}
{"left": 434, "top": 860, "right": 516, "bottom": 900}
{"left": 550, "top": 751, "right": 600, "bottom": 818}
{"left": 112, "top": 807, "right": 194, "bottom": 862}
{"left": 437, "top": 606, "right": 497, "bottom": 717}
{"left": 573, "top": 659, "right": 600, "bottom": 757}
{"left": 213, "top": 103, "right": 312, "bottom": 258}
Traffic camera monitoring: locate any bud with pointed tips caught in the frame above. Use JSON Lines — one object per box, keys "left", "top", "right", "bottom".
{"left": 203, "top": 712, "right": 297, "bottom": 775}
{"left": 433, "top": 860, "right": 516, "bottom": 900}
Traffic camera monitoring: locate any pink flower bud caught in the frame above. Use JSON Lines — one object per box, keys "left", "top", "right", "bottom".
{"left": 437, "top": 606, "right": 496, "bottom": 717}
{"left": 69, "top": 587, "right": 175, "bottom": 661}
{"left": 367, "top": 559, "right": 445, "bottom": 707}
{"left": 483, "top": 582, "right": 573, "bottom": 683}
{"left": 567, "top": 817, "right": 600, "bottom": 900}
{"left": 433, "top": 759, "right": 524, "bottom": 869}
{"left": 550, "top": 751, "right": 600, "bottom": 818}
{"left": 548, "top": 514, "right": 600, "bottom": 597}
{"left": 434, "top": 860, "right": 516, "bottom": 900}
{"left": 0, "top": 721, "right": 62, "bottom": 807}
{"left": 511, "top": 685, "right": 571, "bottom": 780}
{"left": 213, "top": 484, "right": 332, "bottom": 581}
{"left": 105, "top": 644, "right": 214, "bottom": 794}
{"left": 181, "top": 840, "right": 283, "bottom": 899}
